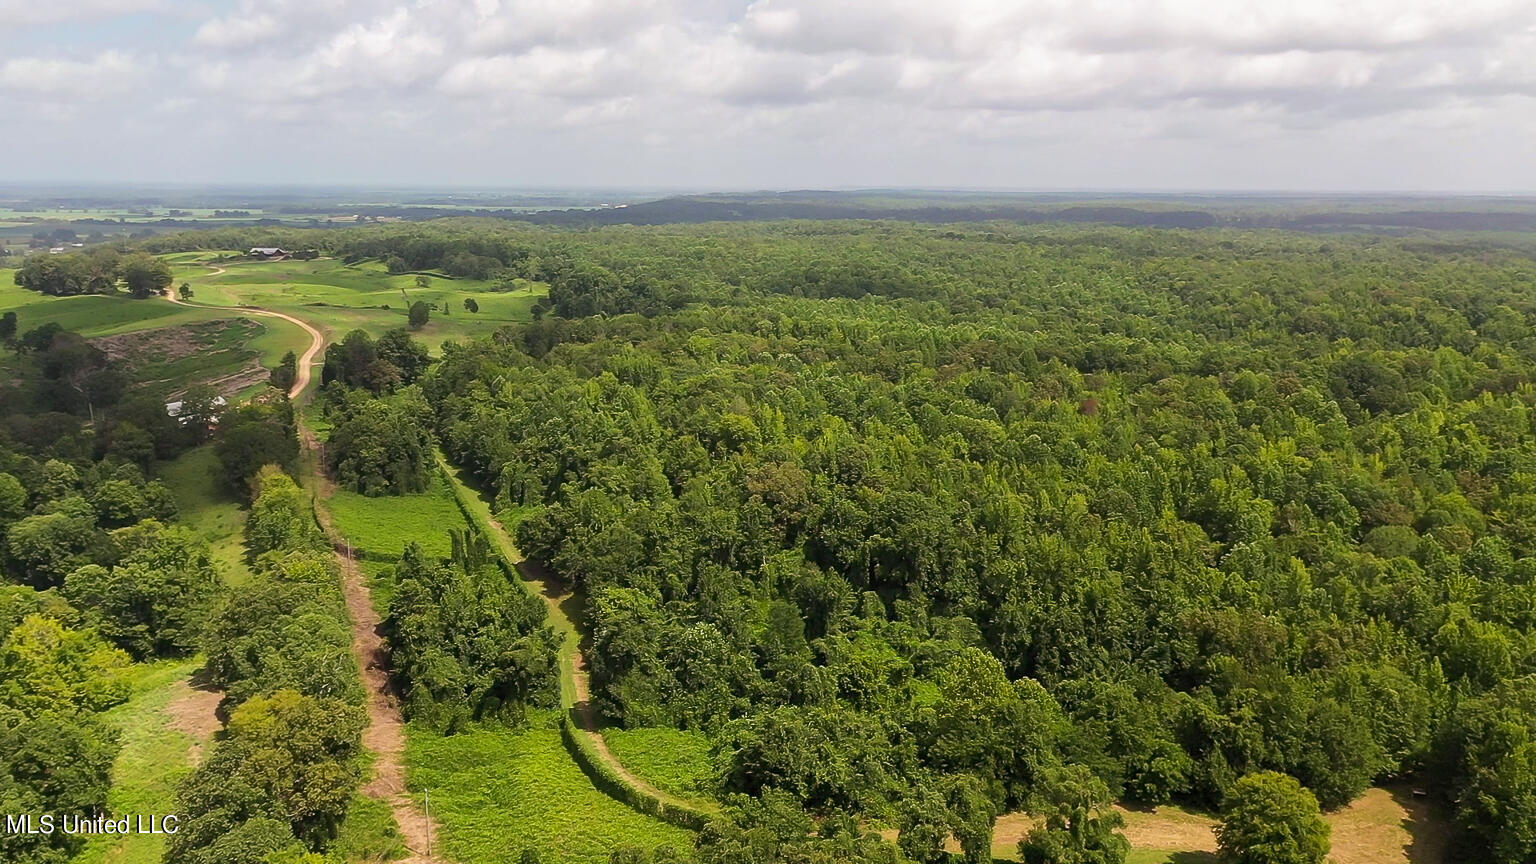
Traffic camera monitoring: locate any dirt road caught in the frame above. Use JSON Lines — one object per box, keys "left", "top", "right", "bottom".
{"left": 302, "top": 420, "right": 444, "bottom": 862}
{"left": 171, "top": 285, "right": 441, "bottom": 859}
{"left": 164, "top": 289, "right": 322, "bottom": 400}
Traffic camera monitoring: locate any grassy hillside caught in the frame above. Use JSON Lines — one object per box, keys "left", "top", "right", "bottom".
{"left": 173, "top": 257, "right": 545, "bottom": 352}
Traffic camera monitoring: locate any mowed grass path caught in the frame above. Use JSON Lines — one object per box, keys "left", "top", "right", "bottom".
{"left": 159, "top": 447, "right": 255, "bottom": 586}
{"left": 74, "top": 661, "right": 203, "bottom": 864}
{"left": 603, "top": 728, "right": 714, "bottom": 799}
{"left": 406, "top": 721, "right": 694, "bottom": 864}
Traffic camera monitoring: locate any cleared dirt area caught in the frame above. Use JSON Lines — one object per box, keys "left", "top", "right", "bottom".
{"left": 93, "top": 318, "right": 269, "bottom": 399}
{"left": 1329, "top": 787, "right": 1449, "bottom": 864}
{"left": 982, "top": 785, "right": 1446, "bottom": 864}
{"left": 164, "top": 680, "right": 222, "bottom": 765}
{"left": 1117, "top": 804, "right": 1218, "bottom": 854}
{"left": 92, "top": 319, "right": 246, "bottom": 363}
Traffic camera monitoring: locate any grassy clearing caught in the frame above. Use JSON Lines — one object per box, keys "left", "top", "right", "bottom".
{"left": 405, "top": 718, "right": 694, "bottom": 864}
{"left": 983, "top": 787, "right": 1448, "bottom": 864}
{"left": 603, "top": 727, "right": 715, "bottom": 799}
{"left": 332, "top": 793, "right": 408, "bottom": 863}
{"left": 1327, "top": 786, "right": 1449, "bottom": 864}
{"left": 175, "top": 257, "right": 544, "bottom": 352}
{"left": 327, "top": 474, "right": 466, "bottom": 562}
{"left": 74, "top": 660, "right": 202, "bottom": 864}
{"left": 0, "top": 282, "right": 220, "bottom": 336}
{"left": 159, "top": 446, "right": 255, "bottom": 587}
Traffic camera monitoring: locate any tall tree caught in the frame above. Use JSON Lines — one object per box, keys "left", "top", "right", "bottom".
{"left": 1216, "top": 773, "right": 1331, "bottom": 864}
{"left": 119, "top": 252, "right": 174, "bottom": 299}
{"left": 408, "top": 301, "right": 430, "bottom": 330}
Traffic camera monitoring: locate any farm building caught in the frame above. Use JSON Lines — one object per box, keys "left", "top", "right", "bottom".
{"left": 249, "top": 247, "right": 289, "bottom": 259}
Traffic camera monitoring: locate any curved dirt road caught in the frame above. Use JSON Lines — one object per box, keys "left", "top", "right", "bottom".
{"left": 164, "top": 292, "right": 322, "bottom": 399}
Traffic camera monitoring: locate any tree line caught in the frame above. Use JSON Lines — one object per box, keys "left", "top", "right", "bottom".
{"left": 0, "top": 331, "right": 234, "bottom": 864}
{"left": 14, "top": 247, "right": 173, "bottom": 298}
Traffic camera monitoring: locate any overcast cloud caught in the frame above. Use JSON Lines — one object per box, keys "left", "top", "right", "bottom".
{"left": 1, "top": 0, "right": 1533, "bottom": 190}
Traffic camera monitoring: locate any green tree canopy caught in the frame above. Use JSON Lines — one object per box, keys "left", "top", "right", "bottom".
{"left": 1216, "top": 772, "right": 1331, "bottom": 864}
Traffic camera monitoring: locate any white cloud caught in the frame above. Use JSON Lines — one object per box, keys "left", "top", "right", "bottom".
{"left": 193, "top": 13, "right": 282, "bottom": 49}
{"left": 1, "top": 0, "right": 1534, "bottom": 188}
{"left": 0, "top": 51, "right": 144, "bottom": 96}
{"left": 0, "top": 0, "right": 163, "bottom": 27}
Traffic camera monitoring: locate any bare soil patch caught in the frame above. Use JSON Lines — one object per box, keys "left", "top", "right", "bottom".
{"left": 92, "top": 319, "right": 246, "bottom": 363}
{"left": 164, "top": 680, "right": 222, "bottom": 765}
{"left": 984, "top": 787, "right": 1447, "bottom": 864}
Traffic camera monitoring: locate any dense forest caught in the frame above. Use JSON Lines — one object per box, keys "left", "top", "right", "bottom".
{"left": 252, "top": 219, "right": 1536, "bottom": 863}
{"left": 1, "top": 313, "right": 372, "bottom": 864}
{"left": 412, "top": 223, "right": 1530, "bottom": 863}
{"left": 0, "top": 325, "right": 220, "bottom": 864}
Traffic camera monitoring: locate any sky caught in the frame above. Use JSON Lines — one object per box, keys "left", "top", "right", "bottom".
{"left": 1, "top": 0, "right": 1534, "bottom": 192}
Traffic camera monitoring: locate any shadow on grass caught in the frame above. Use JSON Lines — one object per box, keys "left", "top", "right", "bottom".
{"left": 1169, "top": 854, "right": 1218, "bottom": 864}
{"left": 1389, "top": 786, "right": 1451, "bottom": 864}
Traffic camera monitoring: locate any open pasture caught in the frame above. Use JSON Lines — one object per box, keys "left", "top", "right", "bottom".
{"left": 327, "top": 473, "right": 468, "bottom": 563}
{"left": 405, "top": 719, "right": 694, "bottom": 864}
{"left": 0, "top": 280, "right": 221, "bottom": 336}
{"left": 175, "top": 256, "right": 545, "bottom": 352}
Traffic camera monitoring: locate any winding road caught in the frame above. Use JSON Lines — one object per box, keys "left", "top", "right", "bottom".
{"left": 164, "top": 286, "right": 323, "bottom": 399}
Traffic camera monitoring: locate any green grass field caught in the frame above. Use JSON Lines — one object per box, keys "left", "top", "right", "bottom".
{"left": 0, "top": 275, "right": 309, "bottom": 400}
{"left": 328, "top": 474, "right": 467, "bottom": 563}
{"left": 1124, "top": 852, "right": 1217, "bottom": 864}
{"left": 405, "top": 718, "right": 694, "bottom": 864}
{"left": 73, "top": 660, "right": 203, "bottom": 864}
{"left": 0, "top": 281, "right": 220, "bottom": 336}
{"left": 603, "top": 728, "right": 715, "bottom": 799}
{"left": 175, "top": 257, "right": 545, "bottom": 353}
{"left": 159, "top": 446, "right": 255, "bottom": 586}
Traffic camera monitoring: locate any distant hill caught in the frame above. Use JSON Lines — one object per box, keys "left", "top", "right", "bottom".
{"left": 513, "top": 191, "right": 1536, "bottom": 232}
